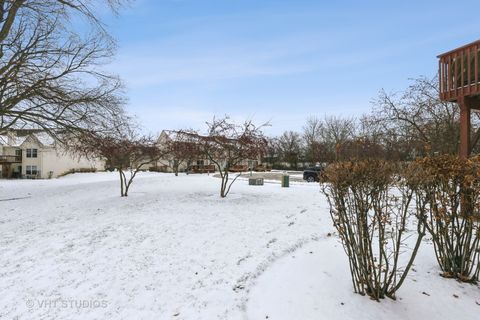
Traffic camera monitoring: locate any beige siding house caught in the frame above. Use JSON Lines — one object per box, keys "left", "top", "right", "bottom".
{"left": 155, "top": 130, "right": 264, "bottom": 173}
{"left": 0, "top": 131, "right": 104, "bottom": 179}
{"left": 154, "top": 130, "right": 214, "bottom": 173}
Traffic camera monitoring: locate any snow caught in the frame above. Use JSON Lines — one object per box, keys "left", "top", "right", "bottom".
{"left": 246, "top": 237, "right": 480, "bottom": 320}
{"left": 0, "top": 131, "right": 54, "bottom": 148}
{"left": 0, "top": 172, "right": 479, "bottom": 319}
{"left": 0, "top": 134, "right": 27, "bottom": 147}
{"left": 32, "top": 132, "right": 55, "bottom": 147}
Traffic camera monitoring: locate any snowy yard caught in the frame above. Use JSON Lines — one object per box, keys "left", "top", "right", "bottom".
{"left": 0, "top": 172, "right": 479, "bottom": 319}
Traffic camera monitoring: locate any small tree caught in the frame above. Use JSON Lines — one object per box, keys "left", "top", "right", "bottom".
{"left": 75, "top": 128, "right": 167, "bottom": 197}
{"left": 163, "top": 130, "right": 201, "bottom": 176}
{"left": 201, "top": 117, "right": 268, "bottom": 198}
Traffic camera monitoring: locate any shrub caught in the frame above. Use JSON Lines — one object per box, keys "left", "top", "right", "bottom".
{"left": 58, "top": 167, "right": 97, "bottom": 177}
{"left": 411, "top": 155, "right": 480, "bottom": 282}
{"left": 321, "top": 160, "right": 425, "bottom": 300}
{"left": 148, "top": 165, "right": 168, "bottom": 172}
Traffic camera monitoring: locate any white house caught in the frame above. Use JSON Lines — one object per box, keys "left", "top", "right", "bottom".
{"left": 0, "top": 130, "right": 104, "bottom": 179}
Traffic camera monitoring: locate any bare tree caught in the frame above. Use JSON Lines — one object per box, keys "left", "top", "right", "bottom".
{"left": 162, "top": 130, "right": 202, "bottom": 176}
{"left": 370, "top": 76, "right": 480, "bottom": 157}
{"left": 74, "top": 123, "right": 168, "bottom": 197}
{"left": 302, "top": 116, "right": 322, "bottom": 164}
{"left": 200, "top": 116, "right": 268, "bottom": 198}
{"left": 277, "top": 130, "right": 303, "bottom": 169}
{"left": 336, "top": 138, "right": 385, "bottom": 161}
{"left": 320, "top": 115, "right": 356, "bottom": 161}
{"left": 0, "top": 1, "right": 127, "bottom": 138}
{"left": 263, "top": 136, "right": 280, "bottom": 168}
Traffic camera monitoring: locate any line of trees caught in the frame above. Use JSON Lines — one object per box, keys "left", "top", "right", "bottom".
{"left": 267, "top": 76, "right": 480, "bottom": 169}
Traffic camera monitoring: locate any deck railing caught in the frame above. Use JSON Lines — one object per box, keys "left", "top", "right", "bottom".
{"left": 438, "top": 40, "right": 480, "bottom": 102}
{"left": 0, "top": 155, "right": 22, "bottom": 163}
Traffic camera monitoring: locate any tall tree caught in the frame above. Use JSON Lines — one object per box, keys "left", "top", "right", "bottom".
{"left": 263, "top": 136, "right": 280, "bottom": 168}
{"left": 0, "top": 0, "right": 126, "bottom": 138}
{"left": 277, "top": 130, "right": 302, "bottom": 169}
{"left": 302, "top": 116, "right": 322, "bottom": 164}
{"left": 320, "top": 116, "right": 356, "bottom": 161}
{"left": 370, "top": 76, "right": 480, "bottom": 157}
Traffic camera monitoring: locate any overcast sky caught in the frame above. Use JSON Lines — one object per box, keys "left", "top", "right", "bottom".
{"left": 103, "top": 0, "right": 479, "bottom": 136}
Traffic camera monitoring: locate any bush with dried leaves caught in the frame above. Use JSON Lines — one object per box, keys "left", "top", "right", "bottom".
{"left": 411, "top": 155, "right": 480, "bottom": 282}
{"left": 321, "top": 160, "right": 425, "bottom": 300}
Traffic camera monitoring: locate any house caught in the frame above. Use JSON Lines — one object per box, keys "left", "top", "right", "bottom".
{"left": 155, "top": 130, "right": 268, "bottom": 173}
{"left": 154, "top": 130, "right": 213, "bottom": 173}
{"left": 0, "top": 130, "right": 104, "bottom": 179}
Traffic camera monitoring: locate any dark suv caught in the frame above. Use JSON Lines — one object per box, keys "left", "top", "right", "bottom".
{"left": 303, "top": 166, "right": 323, "bottom": 182}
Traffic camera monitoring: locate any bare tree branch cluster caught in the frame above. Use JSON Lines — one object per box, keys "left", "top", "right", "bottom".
{"left": 72, "top": 120, "right": 167, "bottom": 197}
{"left": 0, "top": 0, "right": 127, "bottom": 139}
{"left": 266, "top": 76, "right": 479, "bottom": 169}
{"left": 175, "top": 116, "right": 268, "bottom": 198}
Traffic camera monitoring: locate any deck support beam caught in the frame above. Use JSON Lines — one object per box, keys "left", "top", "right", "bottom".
{"left": 459, "top": 98, "right": 471, "bottom": 158}
{"left": 459, "top": 96, "right": 480, "bottom": 158}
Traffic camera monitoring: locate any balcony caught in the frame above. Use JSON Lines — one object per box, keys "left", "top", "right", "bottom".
{"left": 187, "top": 164, "right": 215, "bottom": 174}
{"left": 438, "top": 40, "right": 480, "bottom": 102}
{"left": 0, "top": 155, "right": 22, "bottom": 164}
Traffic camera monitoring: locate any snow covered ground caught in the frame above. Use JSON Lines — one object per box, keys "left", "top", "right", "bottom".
{"left": 0, "top": 172, "right": 479, "bottom": 319}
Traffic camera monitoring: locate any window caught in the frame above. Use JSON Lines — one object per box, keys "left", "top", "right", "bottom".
{"left": 26, "top": 148, "right": 38, "bottom": 158}
{"left": 196, "top": 160, "right": 204, "bottom": 166}
{"left": 15, "top": 149, "right": 22, "bottom": 157}
{"left": 26, "top": 165, "right": 38, "bottom": 175}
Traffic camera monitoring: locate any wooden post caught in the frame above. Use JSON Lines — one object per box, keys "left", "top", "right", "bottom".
{"left": 459, "top": 98, "right": 471, "bottom": 158}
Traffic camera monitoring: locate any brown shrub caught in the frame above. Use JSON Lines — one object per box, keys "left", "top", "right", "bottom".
{"left": 411, "top": 155, "right": 480, "bottom": 282}
{"left": 321, "top": 160, "right": 425, "bottom": 300}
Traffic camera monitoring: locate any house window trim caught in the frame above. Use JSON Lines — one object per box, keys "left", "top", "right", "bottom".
{"left": 26, "top": 165, "right": 38, "bottom": 175}
{"left": 26, "top": 148, "right": 38, "bottom": 158}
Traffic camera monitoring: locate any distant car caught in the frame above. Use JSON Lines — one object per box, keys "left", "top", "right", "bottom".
{"left": 303, "top": 166, "right": 323, "bottom": 182}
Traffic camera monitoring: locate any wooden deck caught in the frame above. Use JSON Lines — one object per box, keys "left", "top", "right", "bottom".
{"left": 187, "top": 164, "right": 216, "bottom": 174}
{"left": 438, "top": 40, "right": 480, "bottom": 102}
{"left": 0, "top": 155, "right": 22, "bottom": 164}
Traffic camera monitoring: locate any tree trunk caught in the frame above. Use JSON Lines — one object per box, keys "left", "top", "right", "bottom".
{"left": 220, "top": 170, "right": 228, "bottom": 198}
{"left": 119, "top": 169, "right": 125, "bottom": 197}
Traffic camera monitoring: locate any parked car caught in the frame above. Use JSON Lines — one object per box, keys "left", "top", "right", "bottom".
{"left": 303, "top": 166, "right": 323, "bottom": 182}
